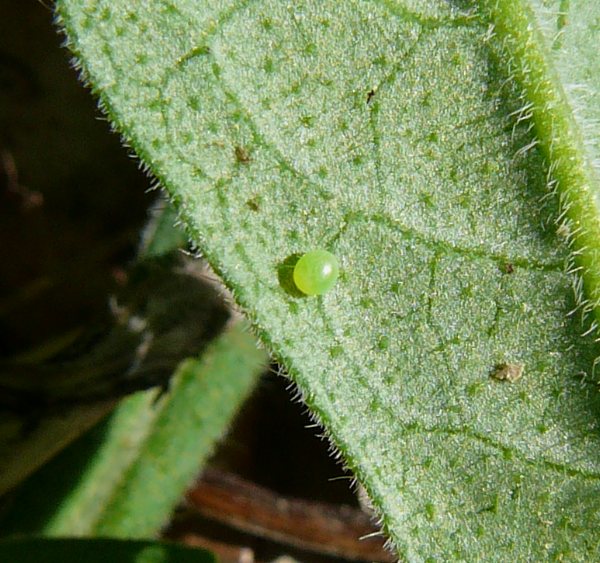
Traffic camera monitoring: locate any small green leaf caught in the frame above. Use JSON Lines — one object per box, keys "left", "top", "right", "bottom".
{"left": 91, "top": 323, "right": 267, "bottom": 538}
{"left": 1, "top": 323, "right": 267, "bottom": 537}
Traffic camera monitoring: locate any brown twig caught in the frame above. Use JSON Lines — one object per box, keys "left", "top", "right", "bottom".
{"left": 172, "top": 468, "right": 394, "bottom": 562}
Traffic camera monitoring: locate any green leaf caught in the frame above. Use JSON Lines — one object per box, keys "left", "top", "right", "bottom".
{"left": 56, "top": 0, "right": 600, "bottom": 559}
{"left": 1, "top": 323, "right": 266, "bottom": 538}
{"left": 480, "top": 0, "right": 600, "bottom": 330}
{"left": 0, "top": 537, "right": 215, "bottom": 563}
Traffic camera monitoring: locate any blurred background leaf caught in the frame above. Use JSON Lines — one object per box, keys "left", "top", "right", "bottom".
{"left": 0, "top": 537, "right": 215, "bottom": 563}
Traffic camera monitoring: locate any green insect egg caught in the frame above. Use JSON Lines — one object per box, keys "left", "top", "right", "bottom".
{"left": 293, "top": 249, "right": 339, "bottom": 296}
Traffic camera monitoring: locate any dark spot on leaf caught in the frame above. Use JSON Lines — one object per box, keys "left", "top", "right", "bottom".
{"left": 491, "top": 362, "right": 524, "bottom": 382}
{"left": 304, "top": 43, "right": 317, "bottom": 56}
{"left": 425, "top": 502, "right": 436, "bottom": 521}
{"left": 163, "top": 3, "right": 178, "bottom": 15}
{"left": 451, "top": 52, "right": 463, "bottom": 65}
{"left": 246, "top": 196, "right": 259, "bottom": 211}
{"left": 510, "top": 476, "right": 523, "bottom": 500}
{"left": 478, "top": 494, "right": 499, "bottom": 514}
{"left": 300, "top": 115, "right": 315, "bottom": 127}
{"left": 466, "top": 382, "right": 483, "bottom": 397}
{"left": 263, "top": 57, "right": 274, "bottom": 73}
{"left": 503, "top": 262, "right": 514, "bottom": 274}
{"left": 187, "top": 96, "right": 200, "bottom": 111}
{"left": 366, "top": 88, "right": 376, "bottom": 104}
{"left": 330, "top": 345, "right": 343, "bottom": 358}
{"left": 460, "top": 285, "right": 473, "bottom": 298}
{"left": 369, "top": 397, "right": 381, "bottom": 412}
{"left": 235, "top": 146, "right": 251, "bottom": 164}
{"left": 418, "top": 192, "right": 434, "bottom": 208}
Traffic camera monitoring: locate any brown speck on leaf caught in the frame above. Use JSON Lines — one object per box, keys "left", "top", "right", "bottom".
{"left": 491, "top": 363, "right": 524, "bottom": 383}
{"left": 503, "top": 263, "right": 514, "bottom": 274}
{"left": 366, "top": 88, "right": 376, "bottom": 104}
{"left": 235, "top": 146, "right": 251, "bottom": 164}
{"left": 246, "top": 197, "right": 259, "bottom": 212}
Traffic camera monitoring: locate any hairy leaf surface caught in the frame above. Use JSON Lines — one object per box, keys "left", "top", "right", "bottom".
{"left": 57, "top": 0, "right": 600, "bottom": 559}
